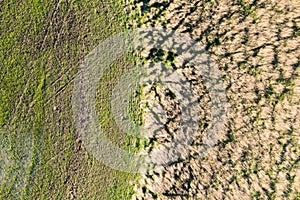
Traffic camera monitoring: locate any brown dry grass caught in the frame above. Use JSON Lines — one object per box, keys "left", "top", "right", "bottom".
{"left": 126, "top": 0, "right": 300, "bottom": 199}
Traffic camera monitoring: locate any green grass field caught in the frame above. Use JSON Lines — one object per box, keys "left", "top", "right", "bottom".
{"left": 0, "top": 0, "right": 142, "bottom": 199}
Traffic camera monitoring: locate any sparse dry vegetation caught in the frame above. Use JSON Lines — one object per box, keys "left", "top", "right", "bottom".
{"left": 125, "top": 0, "right": 300, "bottom": 199}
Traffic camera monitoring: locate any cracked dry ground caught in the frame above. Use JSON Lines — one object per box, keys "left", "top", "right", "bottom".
{"left": 125, "top": 0, "right": 300, "bottom": 199}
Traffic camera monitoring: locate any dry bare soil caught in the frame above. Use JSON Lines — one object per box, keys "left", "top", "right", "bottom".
{"left": 125, "top": 0, "right": 300, "bottom": 199}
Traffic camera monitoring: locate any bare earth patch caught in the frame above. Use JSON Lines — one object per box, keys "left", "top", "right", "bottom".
{"left": 125, "top": 0, "right": 300, "bottom": 199}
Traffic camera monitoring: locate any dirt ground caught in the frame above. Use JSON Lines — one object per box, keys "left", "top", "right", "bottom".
{"left": 125, "top": 0, "right": 300, "bottom": 199}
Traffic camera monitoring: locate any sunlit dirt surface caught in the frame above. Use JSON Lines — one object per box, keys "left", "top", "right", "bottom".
{"left": 126, "top": 0, "right": 300, "bottom": 199}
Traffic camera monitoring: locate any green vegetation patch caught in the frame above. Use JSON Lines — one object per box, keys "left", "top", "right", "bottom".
{"left": 0, "top": 0, "right": 143, "bottom": 199}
